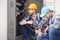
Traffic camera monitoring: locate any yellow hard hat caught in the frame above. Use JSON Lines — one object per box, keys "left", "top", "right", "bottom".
{"left": 28, "top": 3, "right": 37, "bottom": 10}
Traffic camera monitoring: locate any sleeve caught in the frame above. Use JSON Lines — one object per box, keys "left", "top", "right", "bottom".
{"left": 49, "top": 18, "right": 60, "bottom": 29}
{"left": 22, "top": 16, "right": 29, "bottom": 21}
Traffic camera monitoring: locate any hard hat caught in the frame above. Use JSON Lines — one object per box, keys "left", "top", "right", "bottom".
{"left": 40, "top": 7, "right": 50, "bottom": 17}
{"left": 28, "top": 3, "right": 37, "bottom": 10}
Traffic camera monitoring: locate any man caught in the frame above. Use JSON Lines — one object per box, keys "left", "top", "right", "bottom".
{"left": 19, "top": 3, "right": 41, "bottom": 40}
{"left": 37, "top": 7, "right": 53, "bottom": 40}
{"left": 49, "top": 12, "right": 60, "bottom": 40}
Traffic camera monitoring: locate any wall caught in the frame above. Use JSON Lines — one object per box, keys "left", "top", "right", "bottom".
{"left": 43, "top": 0, "right": 55, "bottom": 10}
{"left": 55, "top": 0, "right": 60, "bottom": 13}
{"left": 43, "top": 0, "right": 60, "bottom": 14}
{"left": 0, "top": 0, "right": 7, "bottom": 40}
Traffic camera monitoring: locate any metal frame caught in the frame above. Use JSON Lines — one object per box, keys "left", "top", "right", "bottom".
{"left": 7, "top": 0, "right": 16, "bottom": 40}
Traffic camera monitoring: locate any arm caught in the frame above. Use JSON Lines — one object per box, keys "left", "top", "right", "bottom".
{"left": 44, "top": 18, "right": 60, "bottom": 32}
{"left": 44, "top": 27, "right": 49, "bottom": 33}
{"left": 49, "top": 18, "right": 60, "bottom": 29}
{"left": 19, "top": 20, "right": 28, "bottom": 25}
{"left": 19, "top": 20, "right": 33, "bottom": 25}
{"left": 19, "top": 16, "right": 33, "bottom": 25}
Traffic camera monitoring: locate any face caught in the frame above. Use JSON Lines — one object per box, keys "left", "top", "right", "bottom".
{"left": 28, "top": 9, "right": 35, "bottom": 15}
{"left": 45, "top": 11, "right": 53, "bottom": 19}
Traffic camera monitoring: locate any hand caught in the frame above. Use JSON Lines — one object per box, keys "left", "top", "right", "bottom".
{"left": 35, "top": 29, "right": 39, "bottom": 34}
{"left": 38, "top": 29, "right": 43, "bottom": 37}
{"left": 27, "top": 20, "right": 33, "bottom": 24}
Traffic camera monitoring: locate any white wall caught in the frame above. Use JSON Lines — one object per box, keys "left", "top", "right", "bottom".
{"left": 0, "top": 0, "right": 7, "bottom": 40}
{"left": 43, "top": 0, "right": 60, "bottom": 13}
{"left": 43, "top": 0, "right": 55, "bottom": 10}
{"left": 55, "top": 0, "right": 60, "bottom": 13}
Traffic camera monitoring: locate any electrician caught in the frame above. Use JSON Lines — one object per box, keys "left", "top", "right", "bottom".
{"left": 36, "top": 7, "right": 53, "bottom": 40}
{"left": 19, "top": 3, "right": 41, "bottom": 40}
{"left": 49, "top": 12, "right": 60, "bottom": 40}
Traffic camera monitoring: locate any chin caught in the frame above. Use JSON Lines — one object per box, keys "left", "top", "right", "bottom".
{"left": 29, "top": 14, "right": 31, "bottom": 15}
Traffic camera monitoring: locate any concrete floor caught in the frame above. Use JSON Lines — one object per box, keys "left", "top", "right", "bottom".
{"left": 16, "top": 35, "right": 36, "bottom": 40}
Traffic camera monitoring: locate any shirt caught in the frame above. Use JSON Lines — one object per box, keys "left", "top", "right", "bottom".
{"left": 23, "top": 13, "right": 41, "bottom": 28}
{"left": 37, "top": 17, "right": 49, "bottom": 29}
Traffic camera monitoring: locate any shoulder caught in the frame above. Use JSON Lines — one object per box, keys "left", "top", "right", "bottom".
{"left": 55, "top": 18, "right": 60, "bottom": 22}
{"left": 23, "top": 15, "right": 30, "bottom": 20}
